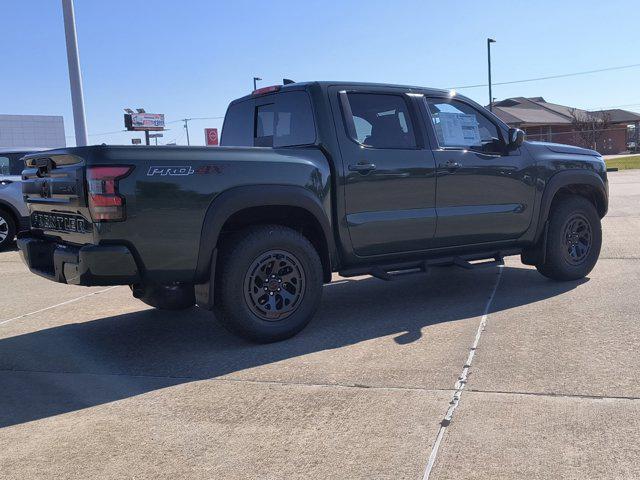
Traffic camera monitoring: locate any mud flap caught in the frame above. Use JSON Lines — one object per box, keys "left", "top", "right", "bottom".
{"left": 521, "top": 221, "right": 549, "bottom": 266}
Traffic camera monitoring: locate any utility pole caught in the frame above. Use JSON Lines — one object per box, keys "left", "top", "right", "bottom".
{"left": 253, "top": 76, "right": 262, "bottom": 91}
{"left": 61, "top": 0, "right": 88, "bottom": 146}
{"left": 183, "top": 119, "right": 191, "bottom": 145}
{"left": 487, "top": 38, "right": 496, "bottom": 112}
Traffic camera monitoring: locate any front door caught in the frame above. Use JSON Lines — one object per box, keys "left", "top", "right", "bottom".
{"left": 422, "top": 96, "right": 537, "bottom": 247}
{"left": 330, "top": 88, "right": 437, "bottom": 257}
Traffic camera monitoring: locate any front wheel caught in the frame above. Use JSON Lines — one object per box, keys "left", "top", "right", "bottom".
{"left": 214, "top": 225, "right": 324, "bottom": 343}
{"left": 536, "top": 196, "right": 602, "bottom": 281}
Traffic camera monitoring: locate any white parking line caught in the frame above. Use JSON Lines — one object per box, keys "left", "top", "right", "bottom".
{"left": 422, "top": 265, "right": 504, "bottom": 480}
{"left": 0, "top": 286, "right": 119, "bottom": 326}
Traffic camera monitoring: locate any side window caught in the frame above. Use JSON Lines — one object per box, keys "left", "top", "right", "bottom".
{"left": 425, "top": 98, "right": 503, "bottom": 153}
{"left": 0, "top": 157, "right": 10, "bottom": 176}
{"left": 345, "top": 93, "right": 417, "bottom": 149}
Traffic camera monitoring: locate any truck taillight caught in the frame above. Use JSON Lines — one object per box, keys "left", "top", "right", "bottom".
{"left": 87, "top": 166, "right": 133, "bottom": 222}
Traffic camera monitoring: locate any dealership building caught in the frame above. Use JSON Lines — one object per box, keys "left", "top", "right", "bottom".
{"left": 0, "top": 114, "right": 66, "bottom": 149}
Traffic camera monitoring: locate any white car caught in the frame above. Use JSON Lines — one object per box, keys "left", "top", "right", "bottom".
{"left": 0, "top": 148, "right": 47, "bottom": 249}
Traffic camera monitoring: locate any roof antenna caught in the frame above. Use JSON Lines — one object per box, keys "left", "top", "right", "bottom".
{"left": 283, "top": 78, "right": 295, "bottom": 85}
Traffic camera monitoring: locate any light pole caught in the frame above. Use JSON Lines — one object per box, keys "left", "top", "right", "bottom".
{"left": 61, "top": 0, "right": 88, "bottom": 146}
{"left": 487, "top": 38, "right": 496, "bottom": 112}
{"left": 253, "top": 76, "right": 262, "bottom": 91}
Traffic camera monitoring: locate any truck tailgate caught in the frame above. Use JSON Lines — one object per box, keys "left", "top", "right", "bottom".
{"left": 22, "top": 152, "right": 94, "bottom": 244}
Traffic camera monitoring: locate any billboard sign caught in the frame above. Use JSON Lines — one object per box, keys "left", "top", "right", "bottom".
{"left": 205, "top": 128, "right": 219, "bottom": 146}
{"left": 124, "top": 113, "right": 165, "bottom": 131}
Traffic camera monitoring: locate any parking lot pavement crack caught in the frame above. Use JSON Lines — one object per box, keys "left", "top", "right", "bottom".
{"left": 599, "top": 256, "right": 640, "bottom": 259}
{"left": 421, "top": 264, "right": 504, "bottom": 480}
{"left": 0, "top": 368, "right": 456, "bottom": 394}
{"left": 466, "top": 388, "right": 640, "bottom": 402}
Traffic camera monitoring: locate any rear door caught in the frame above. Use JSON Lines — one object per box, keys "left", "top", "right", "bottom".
{"left": 329, "top": 87, "right": 437, "bottom": 256}
{"left": 421, "top": 96, "right": 536, "bottom": 246}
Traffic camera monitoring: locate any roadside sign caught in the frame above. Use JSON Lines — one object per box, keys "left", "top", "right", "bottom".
{"left": 205, "top": 128, "right": 219, "bottom": 146}
{"left": 149, "top": 133, "right": 163, "bottom": 138}
{"left": 124, "top": 113, "right": 165, "bottom": 131}
{"left": 131, "top": 138, "right": 142, "bottom": 145}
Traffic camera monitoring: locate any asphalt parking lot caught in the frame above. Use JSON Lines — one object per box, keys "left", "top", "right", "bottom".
{"left": 1, "top": 171, "right": 639, "bottom": 480}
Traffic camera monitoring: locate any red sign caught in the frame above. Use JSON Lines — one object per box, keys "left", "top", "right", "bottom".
{"left": 205, "top": 128, "right": 219, "bottom": 146}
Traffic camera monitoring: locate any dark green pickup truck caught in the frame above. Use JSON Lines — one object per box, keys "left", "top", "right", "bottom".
{"left": 18, "top": 81, "right": 608, "bottom": 342}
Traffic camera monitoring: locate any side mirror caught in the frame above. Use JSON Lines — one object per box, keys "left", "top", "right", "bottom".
{"left": 508, "top": 128, "right": 525, "bottom": 149}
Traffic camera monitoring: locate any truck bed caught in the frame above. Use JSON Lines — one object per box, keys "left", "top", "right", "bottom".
{"left": 20, "top": 145, "right": 331, "bottom": 285}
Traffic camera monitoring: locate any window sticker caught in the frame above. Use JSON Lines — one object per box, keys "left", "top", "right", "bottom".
{"left": 436, "top": 112, "right": 481, "bottom": 146}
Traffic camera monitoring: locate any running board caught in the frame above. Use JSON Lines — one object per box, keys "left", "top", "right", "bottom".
{"left": 370, "top": 261, "right": 429, "bottom": 281}
{"left": 340, "top": 251, "right": 512, "bottom": 281}
{"left": 452, "top": 255, "right": 504, "bottom": 270}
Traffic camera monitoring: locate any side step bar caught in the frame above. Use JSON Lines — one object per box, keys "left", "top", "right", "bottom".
{"left": 340, "top": 251, "right": 512, "bottom": 281}
{"left": 452, "top": 255, "right": 504, "bottom": 270}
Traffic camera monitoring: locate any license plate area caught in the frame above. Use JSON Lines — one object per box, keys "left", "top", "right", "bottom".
{"left": 31, "top": 212, "right": 91, "bottom": 234}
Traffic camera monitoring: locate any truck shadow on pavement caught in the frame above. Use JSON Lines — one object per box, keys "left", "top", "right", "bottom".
{"left": 0, "top": 265, "right": 587, "bottom": 428}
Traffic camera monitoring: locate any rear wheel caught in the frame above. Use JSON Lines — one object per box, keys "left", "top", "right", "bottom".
{"left": 0, "top": 210, "right": 16, "bottom": 250}
{"left": 214, "top": 225, "right": 323, "bottom": 343}
{"left": 536, "top": 196, "right": 602, "bottom": 281}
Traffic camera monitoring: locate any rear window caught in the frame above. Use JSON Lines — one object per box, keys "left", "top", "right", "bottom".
{"left": 220, "top": 100, "right": 253, "bottom": 146}
{"left": 221, "top": 91, "right": 316, "bottom": 148}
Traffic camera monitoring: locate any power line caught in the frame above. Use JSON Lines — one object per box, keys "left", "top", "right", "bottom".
{"left": 165, "top": 116, "right": 225, "bottom": 124}
{"left": 65, "top": 116, "right": 226, "bottom": 139}
{"left": 65, "top": 128, "right": 126, "bottom": 138}
{"left": 587, "top": 102, "right": 640, "bottom": 111}
{"left": 525, "top": 125, "right": 635, "bottom": 137}
{"left": 451, "top": 62, "right": 640, "bottom": 90}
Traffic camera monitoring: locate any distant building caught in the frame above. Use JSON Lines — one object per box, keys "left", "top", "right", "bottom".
{"left": 0, "top": 114, "right": 66, "bottom": 149}
{"left": 490, "top": 97, "right": 640, "bottom": 154}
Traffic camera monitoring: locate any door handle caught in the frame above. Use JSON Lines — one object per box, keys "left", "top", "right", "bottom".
{"left": 348, "top": 162, "right": 376, "bottom": 173}
{"left": 444, "top": 160, "right": 462, "bottom": 170}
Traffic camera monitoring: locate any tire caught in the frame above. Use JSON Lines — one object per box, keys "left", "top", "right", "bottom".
{"left": 0, "top": 210, "right": 16, "bottom": 250}
{"left": 131, "top": 284, "right": 195, "bottom": 310}
{"left": 214, "top": 225, "right": 324, "bottom": 343}
{"left": 536, "top": 196, "right": 602, "bottom": 281}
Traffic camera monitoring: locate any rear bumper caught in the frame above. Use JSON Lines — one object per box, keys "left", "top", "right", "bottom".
{"left": 17, "top": 234, "right": 140, "bottom": 286}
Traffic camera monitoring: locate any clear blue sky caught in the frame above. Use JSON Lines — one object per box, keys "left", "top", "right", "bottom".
{"left": 1, "top": 0, "right": 639, "bottom": 146}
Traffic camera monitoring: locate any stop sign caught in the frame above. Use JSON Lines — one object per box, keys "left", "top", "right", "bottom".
{"left": 205, "top": 128, "right": 219, "bottom": 146}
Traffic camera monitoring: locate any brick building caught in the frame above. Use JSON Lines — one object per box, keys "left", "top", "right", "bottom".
{"left": 490, "top": 97, "right": 640, "bottom": 154}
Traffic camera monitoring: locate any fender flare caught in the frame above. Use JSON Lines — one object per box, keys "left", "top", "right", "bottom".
{"left": 195, "top": 185, "right": 335, "bottom": 284}
{"left": 536, "top": 169, "right": 608, "bottom": 241}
